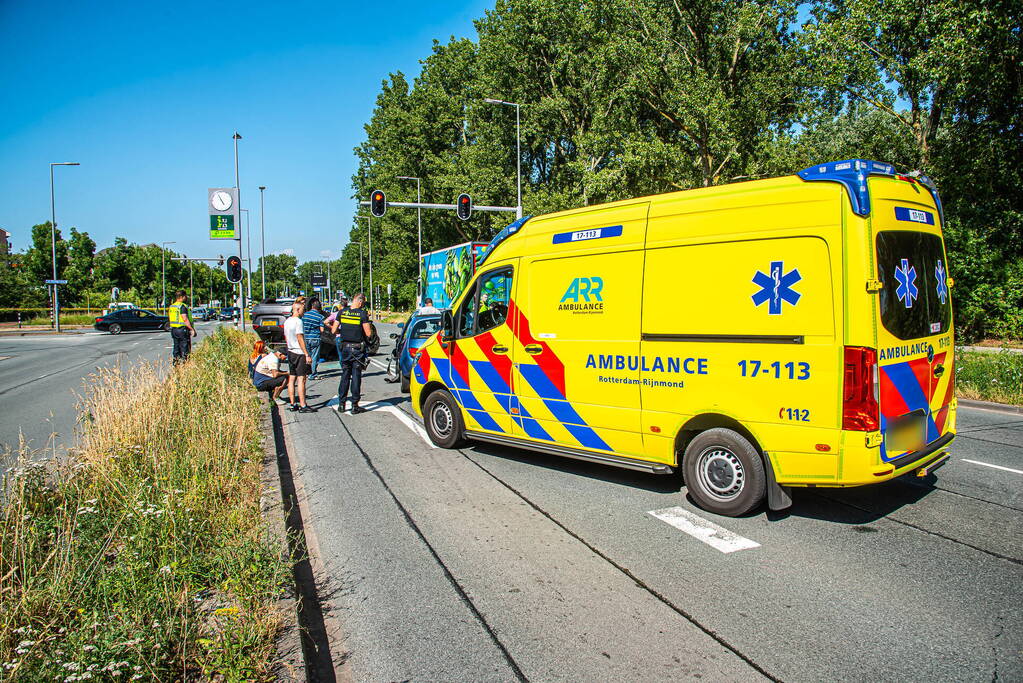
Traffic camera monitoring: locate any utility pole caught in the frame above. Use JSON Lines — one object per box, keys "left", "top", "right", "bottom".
{"left": 161, "top": 241, "right": 176, "bottom": 309}
{"left": 49, "top": 162, "right": 79, "bottom": 332}
{"left": 397, "top": 175, "right": 422, "bottom": 301}
{"left": 258, "top": 185, "right": 266, "bottom": 299}
{"left": 233, "top": 132, "right": 245, "bottom": 330}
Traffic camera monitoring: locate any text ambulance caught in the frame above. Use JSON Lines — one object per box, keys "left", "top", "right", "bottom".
{"left": 410, "top": 160, "right": 956, "bottom": 516}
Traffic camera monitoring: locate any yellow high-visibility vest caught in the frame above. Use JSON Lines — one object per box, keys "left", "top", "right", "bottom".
{"left": 168, "top": 302, "right": 190, "bottom": 328}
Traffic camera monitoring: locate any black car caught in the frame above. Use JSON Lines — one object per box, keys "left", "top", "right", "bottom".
{"left": 94, "top": 309, "right": 170, "bottom": 334}
{"left": 218, "top": 307, "right": 240, "bottom": 321}
{"left": 250, "top": 299, "right": 380, "bottom": 360}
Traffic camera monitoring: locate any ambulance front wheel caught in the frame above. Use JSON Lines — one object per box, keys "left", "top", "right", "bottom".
{"left": 423, "top": 390, "right": 467, "bottom": 449}
{"left": 683, "top": 428, "right": 766, "bottom": 517}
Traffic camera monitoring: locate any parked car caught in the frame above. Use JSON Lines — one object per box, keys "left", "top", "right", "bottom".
{"left": 191, "top": 306, "right": 209, "bottom": 321}
{"left": 386, "top": 313, "right": 441, "bottom": 392}
{"left": 250, "top": 298, "right": 380, "bottom": 360}
{"left": 218, "top": 307, "right": 240, "bottom": 321}
{"left": 94, "top": 309, "right": 170, "bottom": 334}
{"left": 200, "top": 307, "right": 218, "bottom": 321}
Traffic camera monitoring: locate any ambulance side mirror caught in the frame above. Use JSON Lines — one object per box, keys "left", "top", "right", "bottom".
{"left": 440, "top": 310, "right": 454, "bottom": 344}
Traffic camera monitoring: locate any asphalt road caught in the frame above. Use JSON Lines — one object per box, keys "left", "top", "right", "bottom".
{"left": 280, "top": 324, "right": 1022, "bottom": 682}
{"left": 0, "top": 321, "right": 225, "bottom": 470}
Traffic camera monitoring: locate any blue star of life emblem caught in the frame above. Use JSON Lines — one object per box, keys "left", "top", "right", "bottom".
{"left": 935, "top": 260, "right": 948, "bottom": 305}
{"left": 752, "top": 261, "right": 801, "bottom": 315}
{"left": 895, "top": 258, "right": 918, "bottom": 308}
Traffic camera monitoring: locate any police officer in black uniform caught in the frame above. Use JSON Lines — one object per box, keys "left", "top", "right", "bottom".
{"left": 331, "top": 292, "right": 373, "bottom": 414}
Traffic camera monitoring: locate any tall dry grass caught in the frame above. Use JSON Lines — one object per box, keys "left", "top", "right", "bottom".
{"left": 0, "top": 327, "right": 287, "bottom": 681}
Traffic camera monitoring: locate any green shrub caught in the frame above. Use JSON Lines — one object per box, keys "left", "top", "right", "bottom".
{"left": 956, "top": 349, "right": 1023, "bottom": 405}
{"left": 1, "top": 327, "right": 287, "bottom": 681}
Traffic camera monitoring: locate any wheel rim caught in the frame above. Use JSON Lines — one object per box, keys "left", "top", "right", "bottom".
{"left": 696, "top": 447, "right": 745, "bottom": 501}
{"left": 430, "top": 400, "right": 453, "bottom": 438}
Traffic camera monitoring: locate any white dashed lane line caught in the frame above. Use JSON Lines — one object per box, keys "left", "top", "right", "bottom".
{"left": 648, "top": 506, "right": 761, "bottom": 554}
{"left": 961, "top": 459, "right": 1023, "bottom": 475}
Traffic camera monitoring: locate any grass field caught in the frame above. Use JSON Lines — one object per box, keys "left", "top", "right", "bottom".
{"left": 956, "top": 348, "right": 1023, "bottom": 406}
{"left": 0, "top": 327, "right": 287, "bottom": 681}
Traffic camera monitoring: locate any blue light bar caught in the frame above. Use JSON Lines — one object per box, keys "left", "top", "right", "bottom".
{"left": 476, "top": 214, "right": 532, "bottom": 268}
{"left": 797, "top": 159, "right": 895, "bottom": 216}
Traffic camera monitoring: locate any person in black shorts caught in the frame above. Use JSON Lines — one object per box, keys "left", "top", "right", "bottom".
{"left": 330, "top": 292, "right": 373, "bottom": 414}
{"left": 283, "top": 300, "right": 315, "bottom": 412}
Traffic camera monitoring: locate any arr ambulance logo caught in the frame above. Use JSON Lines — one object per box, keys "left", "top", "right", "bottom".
{"left": 559, "top": 277, "right": 604, "bottom": 313}
{"left": 752, "top": 261, "right": 801, "bottom": 315}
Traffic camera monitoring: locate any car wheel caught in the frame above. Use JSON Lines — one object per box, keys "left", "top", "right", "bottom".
{"left": 109, "top": 323, "right": 121, "bottom": 335}
{"left": 400, "top": 372, "right": 410, "bottom": 393}
{"left": 682, "top": 427, "right": 766, "bottom": 517}
{"left": 367, "top": 333, "right": 380, "bottom": 355}
{"left": 423, "top": 389, "right": 466, "bottom": 448}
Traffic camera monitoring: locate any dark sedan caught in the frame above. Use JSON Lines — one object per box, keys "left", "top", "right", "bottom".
{"left": 219, "top": 307, "right": 240, "bottom": 321}
{"left": 385, "top": 313, "right": 441, "bottom": 392}
{"left": 94, "top": 309, "right": 170, "bottom": 334}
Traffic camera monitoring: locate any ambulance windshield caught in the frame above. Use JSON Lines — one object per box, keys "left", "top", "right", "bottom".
{"left": 876, "top": 231, "right": 951, "bottom": 340}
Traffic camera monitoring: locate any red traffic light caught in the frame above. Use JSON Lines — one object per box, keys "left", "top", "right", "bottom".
{"left": 456, "top": 193, "right": 472, "bottom": 220}
{"left": 225, "top": 255, "right": 243, "bottom": 283}
{"left": 370, "top": 189, "right": 387, "bottom": 217}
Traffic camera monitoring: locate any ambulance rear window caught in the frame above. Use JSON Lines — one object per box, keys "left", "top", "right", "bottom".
{"left": 876, "top": 231, "right": 951, "bottom": 340}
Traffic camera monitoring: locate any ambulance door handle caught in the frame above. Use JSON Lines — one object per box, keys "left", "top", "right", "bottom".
{"left": 491, "top": 345, "right": 508, "bottom": 354}
{"left": 933, "top": 364, "right": 945, "bottom": 378}
{"left": 524, "top": 344, "right": 542, "bottom": 355}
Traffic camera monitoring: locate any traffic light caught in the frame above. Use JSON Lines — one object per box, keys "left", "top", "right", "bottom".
{"left": 456, "top": 193, "right": 472, "bottom": 220}
{"left": 370, "top": 189, "right": 386, "bottom": 218}
{"left": 226, "top": 255, "right": 242, "bottom": 283}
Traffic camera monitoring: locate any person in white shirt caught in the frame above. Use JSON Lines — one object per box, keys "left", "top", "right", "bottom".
{"left": 283, "top": 301, "right": 315, "bottom": 412}
{"left": 418, "top": 297, "right": 440, "bottom": 315}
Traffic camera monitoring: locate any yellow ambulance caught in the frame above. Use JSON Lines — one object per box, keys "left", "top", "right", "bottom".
{"left": 410, "top": 159, "right": 956, "bottom": 516}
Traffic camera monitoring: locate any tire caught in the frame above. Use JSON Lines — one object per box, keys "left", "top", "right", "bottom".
{"left": 109, "top": 323, "right": 121, "bottom": 335}
{"left": 422, "top": 389, "right": 466, "bottom": 449}
{"left": 367, "top": 333, "right": 380, "bottom": 355}
{"left": 400, "top": 372, "right": 411, "bottom": 393}
{"left": 682, "top": 427, "right": 766, "bottom": 517}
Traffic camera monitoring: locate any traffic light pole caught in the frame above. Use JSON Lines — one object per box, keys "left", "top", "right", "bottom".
{"left": 360, "top": 200, "right": 518, "bottom": 213}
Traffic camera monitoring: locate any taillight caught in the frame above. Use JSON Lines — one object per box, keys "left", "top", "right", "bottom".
{"left": 843, "top": 346, "right": 879, "bottom": 431}
{"left": 95, "top": 317, "right": 102, "bottom": 323}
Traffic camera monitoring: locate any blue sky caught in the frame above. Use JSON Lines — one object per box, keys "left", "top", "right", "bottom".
{"left": 0, "top": 0, "right": 491, "bottom": 263}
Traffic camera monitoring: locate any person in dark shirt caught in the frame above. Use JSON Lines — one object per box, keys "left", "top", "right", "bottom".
{"left": 330, "top": 292, "right": 373, "bottom": 414}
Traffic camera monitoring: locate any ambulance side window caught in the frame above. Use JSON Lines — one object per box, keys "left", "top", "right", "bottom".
{"left": 457, "top": 287, "right": 476, "bottom": 337}
{"left": 476, "top": 269, "right": 512, "bottom": 334}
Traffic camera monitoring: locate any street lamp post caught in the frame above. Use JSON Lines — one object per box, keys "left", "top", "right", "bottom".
{"left": 258, "top": 186, "right": 266, "bottom": 299}
{"left": 397, "top": 175, "right": 422, "bottom": 301}
{"left": 161, "top": 241, "right": 176, "bottom": 309}
{"left": 233, "top": 132, "right": 245, "bottom": 330}
{"left": 188, "top": 256, "right": 193, "bottom": 304}
{"left": 241, "top": 208, "right": 253, "bottom": 303}
{"left": 49, "top": 162, "right": 80, "bottom": 332}
{"left": 484, "top": 98, "right": 522, "bottom": 219}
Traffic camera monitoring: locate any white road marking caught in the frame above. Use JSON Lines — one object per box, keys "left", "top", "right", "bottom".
{"left": 329, "top": 394, "right": 435, "bottom": 448}
{"left": 961, "top": 459, "right": 1023, "bottom": 475}
{"left": 368, "top": 358, "right": 389, "bottom": 371}
{"left": 647, "top": 506, "right": 760, "bottom": 554}
{"left": 0, "top": 356, "right": 10, "bottom": 361}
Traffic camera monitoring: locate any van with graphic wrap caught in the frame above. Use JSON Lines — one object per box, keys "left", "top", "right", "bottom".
{"left": 409, "top": 160, "right": 956, "bottom": 516}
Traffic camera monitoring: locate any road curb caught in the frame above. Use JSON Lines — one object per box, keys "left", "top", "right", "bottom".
{"left": 958, "top": 398, "right": 1023, "bottom": 415}
{"left": 260, "top": 403, "right": 305, "bottom": 681}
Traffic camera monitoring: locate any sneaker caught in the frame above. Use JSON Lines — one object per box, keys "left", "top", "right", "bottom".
{"left": 299, "top": 405, "right": 317, "bottom": 413}
{"left": 288, "top": 403, "right": 300, "bottom": 412}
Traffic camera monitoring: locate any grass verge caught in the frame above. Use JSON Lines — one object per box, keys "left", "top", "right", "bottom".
{"left": 1, "top": 327, "right": 287, "bottom": 681}
{"left": 956, "top": 348, "right": 1023, "bottom": 405}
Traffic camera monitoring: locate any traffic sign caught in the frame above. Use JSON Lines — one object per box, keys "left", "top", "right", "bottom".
{"left": 45, "top": 279, "right": 68, "bottom": 285}
{"left": 208, "top": 187, "right": 239, "bottom": 239}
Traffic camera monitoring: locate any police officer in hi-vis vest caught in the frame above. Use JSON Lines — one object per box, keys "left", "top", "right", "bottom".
{"left": 330, "top": 292, "right": 373, "bottom": 413}
{"left": 168, "top": 290, "right": 196, "bottom": 364}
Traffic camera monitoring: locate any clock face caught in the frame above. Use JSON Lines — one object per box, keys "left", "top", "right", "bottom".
{"left": 211, "top": 191, "right": 233, "bottom": 212}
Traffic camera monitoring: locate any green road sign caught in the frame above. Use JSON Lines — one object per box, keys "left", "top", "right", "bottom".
{"left": 210, "top": 214, "right": 236, "bottom": 239}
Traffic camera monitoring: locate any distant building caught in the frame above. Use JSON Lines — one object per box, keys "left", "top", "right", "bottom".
{"left": 0, "top": 228, "right": 9, "bottom": 254}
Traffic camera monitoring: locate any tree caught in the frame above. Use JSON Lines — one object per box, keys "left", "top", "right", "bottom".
{"left": 64, "top": 228, "right": 96, "bottom": 304}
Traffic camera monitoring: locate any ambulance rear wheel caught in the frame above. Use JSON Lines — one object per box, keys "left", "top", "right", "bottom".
{"left": 423, "top": 390, "right": 466, "bottom": 449}
{"left": 683, "top": 428, "right": 766, "bottom": 517}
